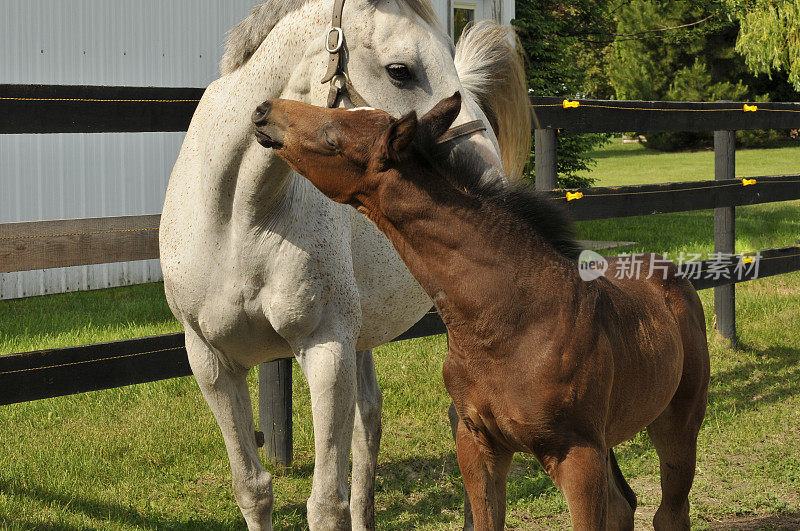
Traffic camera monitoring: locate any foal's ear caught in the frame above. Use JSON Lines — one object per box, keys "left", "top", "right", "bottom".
{"left": 418, "top": 92, "right": 462, "bottom": 144}
{"left": 379, "top": 111, "right": 418, "bottom": 162}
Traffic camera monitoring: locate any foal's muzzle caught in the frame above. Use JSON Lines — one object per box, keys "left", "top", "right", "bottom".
{"left": 252, "top": 101, "right": 284, "bottom": 149}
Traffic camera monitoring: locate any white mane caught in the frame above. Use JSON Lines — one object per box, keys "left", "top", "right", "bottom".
{"left": 455, "top": 21, "right": 531, "bottom": 180}
{"left": 220, "top": 0, "right": 440, "bottom": 75}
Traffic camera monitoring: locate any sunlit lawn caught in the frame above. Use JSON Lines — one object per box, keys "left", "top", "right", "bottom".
{"left": 0, "top": 142, "right": 799, "bottom": 529}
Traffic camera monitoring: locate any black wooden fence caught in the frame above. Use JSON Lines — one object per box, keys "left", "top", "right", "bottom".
{"left": 1, "top": 85, "right": 799, "bottom": 466}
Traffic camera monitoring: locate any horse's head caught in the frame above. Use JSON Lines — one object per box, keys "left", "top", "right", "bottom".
{"left": 323, "top": 0, "right": 503, "bottom": 177}
{"left": 224, "top": 1, "right": 524, "bottom": 184}
{"left": 252, "top": 92, "right": 462, "bottom": 205}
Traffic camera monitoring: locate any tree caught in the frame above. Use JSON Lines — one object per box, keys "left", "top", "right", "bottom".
{"left": 603, "top": 0, "right": 799, "bottom": 150}
{"left": 727, "top": 1, "right": 800, "bottom": 90}
{"left": 514, "top": 1, "right": 614, "bottom": 188}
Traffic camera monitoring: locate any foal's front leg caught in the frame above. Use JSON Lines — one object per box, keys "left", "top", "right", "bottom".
{"left": 449, "top": 403, "right": 474, "bottom": 530}
{"left": 293, "top": 327, "right": 358, "bottom": 531}
{"left": 547, "top": 444, "right": 609, "bottom": 531}
{"left": 455, "top": 419, "right": 513, "bottom": 531}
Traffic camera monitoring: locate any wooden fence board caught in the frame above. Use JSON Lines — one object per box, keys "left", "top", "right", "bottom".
{"left": 1, "top": 175, "right": 797, "bottom": 273}
{"left": 5, "top": 87, "right": 800, "bottom": 136}
{"left": 689, "top": 245, "right": 800, "bottom": 291}
{"left": 3, "top": 245, "right": 798, "bottom": 405}
{"left": 547, "top": 174, "right": 800, "bottom": 221}
{"left": 0, "top": 214, "right": 160, "bottom": 273}
{"left": 531, "top": 97, "right": 800, "bottom": 133}
{"left": 0, "top": 84, "right": 204, "bottom": 134}
{"left": 0, "top": 333, "right": 189, "bottom": 405}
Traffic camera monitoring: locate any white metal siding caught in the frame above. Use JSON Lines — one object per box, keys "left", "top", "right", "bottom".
{"left": 0, "top": 0, "right": 260, "bottom": 299}
{"left": 0, "top": 0, "right": 513, "bottom": 299}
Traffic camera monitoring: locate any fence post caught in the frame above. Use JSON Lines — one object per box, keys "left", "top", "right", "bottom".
{"left": 534, "top": 128, "right": 557, "bottom": 190}
{"left": 258, "top": 359, "right": 293, "bottom": 466}
{"left": 714, "top": 129, "right": 736, "bottom": 346}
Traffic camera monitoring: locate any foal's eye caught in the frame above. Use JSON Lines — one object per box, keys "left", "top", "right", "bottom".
{"left": 386, "top": 63, "right": 412, "bottom": 82}
{"left": 322, "top": 124, "right": 338, "bottom": 149}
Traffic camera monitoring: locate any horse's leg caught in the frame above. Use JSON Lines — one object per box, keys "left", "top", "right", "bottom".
{"left": 185, "top": 330, "right": 273, "bottom": 531}
{"left": 454, "top": 419, "right": 512, "bottom": 531}
{"left": 606, "top": 449, "right": 636, "bottom": 531}
{"left": 448, "top": 402, "right": 474, "bottom": 530}
{"left": 546, "top": 445, "right": 608, "bottom": 531}
{"left": 350, "top": 349, "right": 382, "bottom": 530}
{"left": 294, "top": 330, "right": 357, "bottom": 531}
{"left": 647, "top": 390, "right": 707, "bottom": 530}
{"left": 648, "top": 295, "right": 709, "bottom": 531}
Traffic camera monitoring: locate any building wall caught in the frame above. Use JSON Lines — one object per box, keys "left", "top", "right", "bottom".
{"left": 0, "top": 0, "right": 260, "bottom": 299}
{"left": 1, "top": 0, "right": 515, "bottom": 300}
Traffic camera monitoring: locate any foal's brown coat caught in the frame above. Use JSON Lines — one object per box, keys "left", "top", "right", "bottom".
{"left": 253, "top": 93, "right": 710, "bottom": 530}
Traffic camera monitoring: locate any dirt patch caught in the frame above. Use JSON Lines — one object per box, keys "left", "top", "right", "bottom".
{"left": 711, "top": 513, "right": 800, "bottom": 530}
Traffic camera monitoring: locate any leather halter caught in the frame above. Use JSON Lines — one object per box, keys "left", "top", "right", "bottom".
{"left": 320, "top": 0, "right": 487, "bottom": 145}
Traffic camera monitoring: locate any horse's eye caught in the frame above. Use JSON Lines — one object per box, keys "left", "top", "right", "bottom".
{"left": 386, "top": 63, "right": 412, "bottom": 82}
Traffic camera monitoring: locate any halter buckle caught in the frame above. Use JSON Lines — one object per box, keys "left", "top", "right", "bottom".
{"left": 326, "top": 27, "right": 344, "bottom": 53}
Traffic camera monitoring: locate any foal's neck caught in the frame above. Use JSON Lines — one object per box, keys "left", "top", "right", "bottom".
{"left": 359, "top": 161, "right": 577, "bottom": 344}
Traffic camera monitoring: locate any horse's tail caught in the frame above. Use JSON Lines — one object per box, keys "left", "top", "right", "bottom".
{"left": 609, "top": 448, "right": 638, "bottom": 512}
{"left": 454, "top": 20, "right": 530, "bottom": 181}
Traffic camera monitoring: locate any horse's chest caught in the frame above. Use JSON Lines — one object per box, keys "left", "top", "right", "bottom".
{"left": 194, "top": 278, "right": 285, "bottom": 363}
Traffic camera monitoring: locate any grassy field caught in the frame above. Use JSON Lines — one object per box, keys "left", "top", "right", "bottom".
{"left": 0, "top": 141, "right": 799, "bottom": 530}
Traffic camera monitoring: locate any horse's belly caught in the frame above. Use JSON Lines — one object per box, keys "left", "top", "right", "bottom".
{"left": 606, "top": 340, "right": 684, "bottom": 446}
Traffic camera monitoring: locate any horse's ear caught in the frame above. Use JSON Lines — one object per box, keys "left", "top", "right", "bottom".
{"left": 380, "top": 111, "right": 418, "bottom": 162}
{"left": 418, "top": 92, "right": 462, "bottom": 143}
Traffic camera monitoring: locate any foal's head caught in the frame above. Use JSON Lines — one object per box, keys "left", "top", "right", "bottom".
{"left": 252, "top": 93, "right": 463, "bottom": 205}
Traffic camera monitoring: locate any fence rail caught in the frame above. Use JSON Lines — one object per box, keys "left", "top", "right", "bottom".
{"left": 3, "top": 242, "right": 799, "bottom": 405}
{"left": 530, "top": 96, "right": 800, "bottom": 133}
{"left": 2, "top": 175, "right": 798, "bottom": 273}
{"left": 0, "top": 84, "right": 204, "bottom": 134}
{"left": 0, "top": 310, "right": 448, "bottom": 406}
{"left": 548, "top": 174, "right": 800, "bottom": 221}
{"left": 0, "top": 215, "right": 160, "bottom": 273}
{"left": 4, "top": 87, "right": 800, "bottom": 466}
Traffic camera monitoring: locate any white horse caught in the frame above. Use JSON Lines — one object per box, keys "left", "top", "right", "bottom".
{"left": 159, "top": 0, "right": 528, "bottom": 528}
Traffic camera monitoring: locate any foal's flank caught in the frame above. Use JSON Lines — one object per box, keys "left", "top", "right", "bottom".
{"left": 253, "top": 93, "right": 710, "bottom": 531}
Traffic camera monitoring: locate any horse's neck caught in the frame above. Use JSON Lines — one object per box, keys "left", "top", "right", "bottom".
{"left": 199, "top": 1, "right": 328, "bottom": 232}
{"left": 362, "top": 167, "right": 563, "bottom": 321}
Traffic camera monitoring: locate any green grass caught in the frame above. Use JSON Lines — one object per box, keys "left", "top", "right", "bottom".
{"left": 580, "top": 141, "right": 800, "bottom": 186}
{"left": 1, "top": 142, "right": 799, "bottom": 529}
{"left": 0, "top": 283, "right": 180, "bottom": 355}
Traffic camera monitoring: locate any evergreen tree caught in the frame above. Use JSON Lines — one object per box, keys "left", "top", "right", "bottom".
{"left": 603, "top": 0, "right": 799, "bottom": 150}
{"left": 514, "top": 1, "right": 614, "bottom": 188}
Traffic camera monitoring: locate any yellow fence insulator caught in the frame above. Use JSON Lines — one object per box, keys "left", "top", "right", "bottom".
{"left": 566, "top": 191, "right": 584, "bottom": 201}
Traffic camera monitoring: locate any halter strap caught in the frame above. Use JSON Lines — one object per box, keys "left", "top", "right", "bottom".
{"left": 319, "top": 0, "right": 486, "bottom": 144}
{"left": 321, "top": 0, "right": 345, "bottom": 86}
{"left": 435, "top": 120, "right": 487, "bottom": 144}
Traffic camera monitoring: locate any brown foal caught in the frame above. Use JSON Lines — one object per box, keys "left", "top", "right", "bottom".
{"left": 252, "top": 93, "right": 710, "bottom": 530}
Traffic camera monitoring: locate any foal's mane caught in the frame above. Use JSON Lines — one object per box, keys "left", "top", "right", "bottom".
{"left": 469, "top": 180, "right": 582, "bottom": 261}
{"left": 220, "top": 0, "right": 440, "bottom": 75}
{"left": 429, "top": 153, "right": 581, "bottom": 261}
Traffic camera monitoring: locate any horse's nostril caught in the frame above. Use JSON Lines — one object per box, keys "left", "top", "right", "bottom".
{"left": 252, "top": 101, "right": 272, "bottom": 125}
